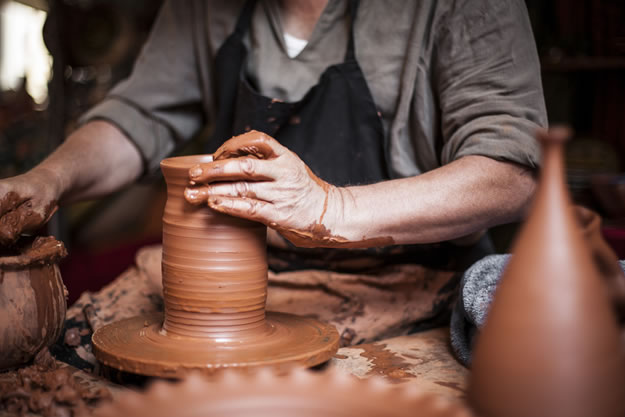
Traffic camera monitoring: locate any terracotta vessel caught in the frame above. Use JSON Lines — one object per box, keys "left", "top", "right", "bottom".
{"left": 575, "top": 205, "right": 625, "bottom": 322}
{"left": 91, "top": 368, "right": 474, "bottom": 417}
{"left": 469, "top": 127, "right": 625, "bottom": 417}
{"left": 0, "top": 236, "right": 67, "bottom": 370}
{"left": 93, "top": 155, "right": 339, "bottom": 377}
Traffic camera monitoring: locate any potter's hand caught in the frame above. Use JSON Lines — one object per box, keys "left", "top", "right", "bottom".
{"left": 184, "top": 130, "right": 345, "bottom": 248}
{"left": 0, "top": 170, "right": 60, "bottom": 246}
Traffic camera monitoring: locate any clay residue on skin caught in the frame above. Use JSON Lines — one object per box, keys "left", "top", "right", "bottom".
{"left": 289, "top": 169, "right": 394, "bottom": 248}
{"left": 0, "top": 192, "right": 57, "bottom": 247}
{"left": 0, "top": 348, "right": 111, "bottom": 416}
{"left": 0, "top": 236, "right": 67, "bottom": 270}
{"left": 188, "top": 130, "right": 395, "bottom": 249}
{"left": 275, "top": 222, "right": 394, "bottom": 249}
{"left": 213, "top": 130, "right": 278, "bottom": 161}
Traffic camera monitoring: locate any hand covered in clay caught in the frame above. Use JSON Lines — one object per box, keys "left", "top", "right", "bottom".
{"left": 184, "top": 130, "right": 344, "bottom": 248}
{"left": 0, "top": 170, "right": 59, "bottom": 246}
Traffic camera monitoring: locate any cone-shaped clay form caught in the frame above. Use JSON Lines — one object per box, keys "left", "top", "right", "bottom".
{"left": 469, "top": 127, "right": 625, "bottom": 417}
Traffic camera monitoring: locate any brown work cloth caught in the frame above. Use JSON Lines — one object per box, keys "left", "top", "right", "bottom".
{"left": 52, "top": 245, "right": 459, "bottom": 371}
{"left": 135, "top": 245, "right": 459, "bottom": 345}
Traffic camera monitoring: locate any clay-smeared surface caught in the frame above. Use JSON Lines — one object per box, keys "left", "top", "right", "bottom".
{"left": 0, "top": 192, "right": 57, "bottom": 246}
{"left": 91, "top": 369, "right": 474, "bottom": 417}
{"left": 469, "top": 127, "right": 625, "bottom": 417}
{"left": 0, "top": 236, "right": 67, "bottom": 371}
{"left": 93, "top": 154, "right": 339, "bottom": 377}
{"left": 0, "top": 349, "right": 111, "bottom": 416}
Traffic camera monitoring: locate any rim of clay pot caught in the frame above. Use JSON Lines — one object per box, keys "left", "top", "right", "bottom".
{"left": 92, "top": 368, "right": 474, "bottom": 417}
{"left": 160, "top": 154, "right": 214, "bottom": 170}
{"left": 0, "top": 236, "right": 67, "bottom": 270}
{"left": 574, "top": 205, "right": 601, "bottom": 237}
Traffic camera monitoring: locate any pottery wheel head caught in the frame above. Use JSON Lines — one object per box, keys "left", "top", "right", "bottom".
{"left": 92, "top": 368, "right": 474, "bottom": 417}
{"left": 92, "top": 312, "right": 339, "bottom": 377}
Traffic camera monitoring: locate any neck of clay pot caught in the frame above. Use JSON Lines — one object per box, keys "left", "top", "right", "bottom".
{"left": 160, "top": 157, "right": 268, "bottom": 340}
{"left": 536, "top": 141, "right": 573, "bottom": 216}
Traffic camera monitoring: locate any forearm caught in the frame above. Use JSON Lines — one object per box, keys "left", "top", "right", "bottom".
{"left": 327, "top": 156, "right": 536, "bottom": 245}
{"left": 35, "top": 120, "right": 143, "bottom": 204}
{"left": 183, "top": 133, "right": 536, "bottom": 249}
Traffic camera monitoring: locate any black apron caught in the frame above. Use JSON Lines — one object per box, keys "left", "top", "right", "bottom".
{"left": 205, "top": 0, "right": 493, "bottom": 272}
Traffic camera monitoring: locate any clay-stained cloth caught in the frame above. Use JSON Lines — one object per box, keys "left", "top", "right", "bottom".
{"left": 52, "top": 245, "right": 459, "bottom": 371}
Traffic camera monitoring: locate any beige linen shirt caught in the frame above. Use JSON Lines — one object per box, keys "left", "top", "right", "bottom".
{"left": 81, "top": 0, "right": 547, "bottom": 178}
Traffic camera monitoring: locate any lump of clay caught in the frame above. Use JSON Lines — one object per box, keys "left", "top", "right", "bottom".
{"left": 469, "top": 127, "right": 625, "bottom": 417}
{"left": 0, "top": 236, "right": 68, "bottom": 371}
{"left": 0, "top": 349, "right": 111, "bottom": 416}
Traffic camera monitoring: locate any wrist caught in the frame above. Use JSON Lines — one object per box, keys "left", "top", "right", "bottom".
{"left": 26, "top": 165, "right": 65, "bottom": 203}
{"left": 323, "top": 185, "right": 395, "bottom": 248}
{"left": 322, "top": 185, "right": 349, "bottom": 240}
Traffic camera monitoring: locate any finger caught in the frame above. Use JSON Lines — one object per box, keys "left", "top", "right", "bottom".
{"left": 0, "top": 203, "right": 43, "bottom": 246}
{"left": 207, "top": 181, "right": 274, "bottom": 201}
{"left": 188, "top": 157, "right": 277, "bottom": 184}
{"left": 185, "top": 182, "right": 271, "bottom": 206}
{"left": 207, "top": 196, "right": 274, "bottom": 224}
{"left": 0, "top": 191, "right": 25, "bottom": 217}
{"left": 213, "top": 130, "right": 286, "bottom": 161}
{"left": 184, "top": 186, "right": 210, "bottom": 205}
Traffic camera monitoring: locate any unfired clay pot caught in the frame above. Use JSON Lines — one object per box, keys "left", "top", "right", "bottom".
{"left": 0, "top": 236, "right": 67, "bottom": 370}
{"left": 91, "top": 368, "right": 474, "bottom": 417}
{"left": 469, "top": 127, "right": 625, "bottom": 417}
{"left": 575, "top": 205, "right": 625, "bottom": 322}
{"left": 92, "top": 155, "right": 339, "bottom": 377}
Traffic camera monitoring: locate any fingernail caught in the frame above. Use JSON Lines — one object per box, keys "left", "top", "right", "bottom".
{"left": 189, "top": 165, "right": 203, "bottom": 179}
{"left": 184, "top": 188, "right": 207, "bottom": 204}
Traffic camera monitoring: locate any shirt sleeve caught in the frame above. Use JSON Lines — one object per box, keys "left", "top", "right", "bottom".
{"left": 433, "top": 0, "right": 547, "bottom": 169}
{"left": 79, "top": 0, "right": 206, "bottom": 175}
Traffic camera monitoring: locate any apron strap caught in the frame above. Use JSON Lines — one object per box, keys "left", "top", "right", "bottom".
{"left": 234, "top": 0, "right": 257, "bottom": 37}
{"left": 344, "top": 0, "right": 360, "bottom": 62}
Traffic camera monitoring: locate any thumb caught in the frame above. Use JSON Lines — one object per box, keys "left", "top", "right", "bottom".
{"left": 213, "top": 130, "right": 286, "bottom": 161}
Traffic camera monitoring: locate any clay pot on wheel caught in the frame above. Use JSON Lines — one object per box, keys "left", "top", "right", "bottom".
{"left": 92, "top": 154, "right": 339, "bottom": 377}
{"left": 0, "top": 236, "right": 67, "bottom": 370}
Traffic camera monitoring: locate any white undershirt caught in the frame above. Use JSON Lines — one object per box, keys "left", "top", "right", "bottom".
{"left": 283, "top": 32, "right": 308, "bottom": 58}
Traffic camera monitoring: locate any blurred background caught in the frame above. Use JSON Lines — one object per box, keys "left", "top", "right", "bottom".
{"left": 0, "top": 0, "right": 623, "bottom": 304}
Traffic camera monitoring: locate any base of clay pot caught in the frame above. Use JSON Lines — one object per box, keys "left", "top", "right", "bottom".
{"left": 93, "top": 312, "right": 339, "bottom": 377}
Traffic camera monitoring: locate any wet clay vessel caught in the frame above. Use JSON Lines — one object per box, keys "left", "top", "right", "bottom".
{"left": 575, "top": 205, "right": 625, "bottom": 322}
{"left": 91, "top": 368, "right": 474, "bottom": 417}
{"left": 469, "top": 127, "right": 625, "bottom": 417}
{"left": 92, "top": 155, "right": 339, "bottom": 377}
{"left": 0, "top": 236, "right": 67, "bottom": 370}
